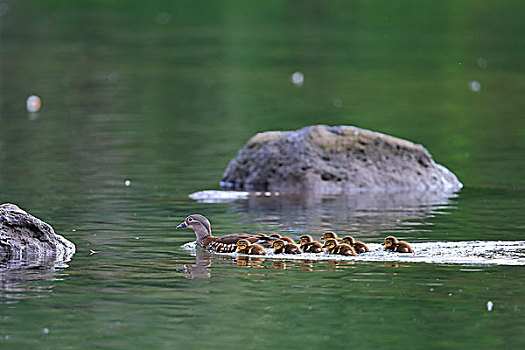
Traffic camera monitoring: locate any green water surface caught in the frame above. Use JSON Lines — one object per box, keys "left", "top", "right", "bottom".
{"left": 0, "top": 1, "right": 524, "bottom": 349}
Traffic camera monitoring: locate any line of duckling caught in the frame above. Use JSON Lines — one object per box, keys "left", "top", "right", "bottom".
{"left": 175, "top": 214, "right": 412, "bottom": 257}
{"left": 236, "top": 231, "right": 413, "bottom": 256}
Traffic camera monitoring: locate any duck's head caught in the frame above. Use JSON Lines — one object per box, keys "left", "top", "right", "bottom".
{"left": 270, "top": 233, "right": 282, "bottom": 239}
{"left": 273, "top": 239, "right": 285, "bottom": 252}
{"left": 281, "top": 236, "right": 295, "bottom": 244}
{"left": 299, "top": 235, "right": 313, "bottom": 245}
{"left": 323, "top": 238, "right": 338, "bottom": 249}
{"left": 176, "top": 214, "right": 211, "bottom": 242}
{"left": 384, "top": 236, "right": 399, "bottom": 248}
{"left": 342, "top": 236, "right": 355, "bottom": 245}
{"left": 237, "top": 239, "right": 250, "bottom": 251}
{"left": 323, "top": 231, "right": 338, "bottom": 241}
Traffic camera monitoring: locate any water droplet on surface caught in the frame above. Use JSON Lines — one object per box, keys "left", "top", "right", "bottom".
{"left": 0, "top": 3, "right": 8, "bottom": 17}
{"left": 469, "top": 80, "right": 481, "bottom": 92}
{"left": 124, "top": 180, "right": 131, "bottom": 186}
{"left": 43, "top": 328, "right": 49, "bottom": 334}
{"left": 477, "top": 58, "right": 488, "bottom": 69}
{"left": 107, "top": 72, "right": 119, "bottom": 83}
{"left": 156, "top": 12, "right": 171, "bottom": 25}
{"left": 291, "top": 71, "right": 304, "bottom": 86}
{"left": 26, "top": 95, "right": 42, "bottom": 113}
{"left": 487, "top": 301, "right": 494, "bottom": 312}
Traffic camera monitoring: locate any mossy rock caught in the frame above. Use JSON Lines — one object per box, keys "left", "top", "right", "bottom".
{"left": 221, "top": 125, "right": 462, "bottom": 193}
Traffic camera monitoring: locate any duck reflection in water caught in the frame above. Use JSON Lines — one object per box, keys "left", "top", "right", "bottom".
{"left": 236, "top": 256, "right": 265, "bottom": 268}
{"left": 181, "top": 247, "right": 213, "bottom": 279}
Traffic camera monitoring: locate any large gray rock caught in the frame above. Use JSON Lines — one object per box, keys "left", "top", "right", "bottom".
{"left": 220, "top": 125, "right": 462, "bottom": 193}
{"left": 0, "top": 203, "right": 75, "bottom": 263}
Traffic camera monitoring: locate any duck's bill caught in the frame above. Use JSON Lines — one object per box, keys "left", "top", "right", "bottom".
{"left": 176, "top": 222, "right": 187, "bottom": 229}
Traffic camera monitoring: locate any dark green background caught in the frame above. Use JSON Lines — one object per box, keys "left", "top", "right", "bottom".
{"left": 0, "top": 1, "right": 524, "bottom": 349}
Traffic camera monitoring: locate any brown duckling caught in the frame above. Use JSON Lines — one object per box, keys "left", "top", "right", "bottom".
{"left": 323, "top": 231, "right": 342, "bottom": 243}
{"left": 256, "top": 233, "right": 276, "bottom": 248}
{"left": 384, "top": 236, "right": 413, "bottom": 253}
{"left": 176, "top": 214, "right": 271, "bottom": 253}
{"left": 323, "top": 239, "right": 356, "bottom": 256}
{"left": 342, "top": 236, "right": 370, "bottom": 254}
{"left": 273, "top": 239, "right": 301, "bottom": 255}
{"left": 280, "top": 236, "right": 296, "bottom": 245}
{"left": 299, "top": 235, "right": 324, "bottom": 253}
{"left": 236, "top": 239, "right": 266, "bottom": 255}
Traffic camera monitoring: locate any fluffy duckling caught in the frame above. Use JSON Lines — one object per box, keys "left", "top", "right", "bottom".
{"left": 384, "top": 236, "right": 413, "bottom": 253}
{"left": 342, "top": 236, "right": 370, "bottom": 254}
{"left": 256, "top": 233, "right": 276, "bottom": 248}
{"left": 280, "top": 236, "right": 296, "bottom": 245}
{"left": 273, "top": 239, "right": 301, "bottom": 255}
{"left": 323, "top": 231, "right": 342, "bottom": 243}
{"left": 323, "top": 238, "right": 356, "bottom": 256}
{"left": 299, "top": 235, "right": 324, "bottom": 253}
{"left": 176, "top": 214, "right": 271, "bottom": 253}
{"left": 236, "top": 239, "right": 266, "bottom": 255}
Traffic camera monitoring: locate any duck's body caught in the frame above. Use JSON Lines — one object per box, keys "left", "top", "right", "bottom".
{"left": 176, "top": 214, "right": 271, "bottom": 253}
{"left": 342, "top": 236, "right": 370, "bottom": 254}
{"left": 384, "top": 236, "right": 413, "bottom": 253}
{"left": 273, "top": 240, "right": 302, "bottom": 255}
{"left": 323, "top": 239, "right": 356, "bottom": 256}
{"left": 299, "top": 235, "right": 324, "bottom": 253}
{"left": 236, "top": 239, "right": 266, "bottom": 256}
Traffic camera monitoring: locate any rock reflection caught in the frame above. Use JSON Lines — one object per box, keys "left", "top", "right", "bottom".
{"left": 0, "top": 257, "right": 70, "bottom": 300}
{"left": 224, "top": 190, "right": 458, "bottom": 236}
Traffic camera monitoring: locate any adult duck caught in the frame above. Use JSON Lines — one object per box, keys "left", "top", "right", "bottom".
{"left": 176, "top": 214, "right": 271, "bottom": 253}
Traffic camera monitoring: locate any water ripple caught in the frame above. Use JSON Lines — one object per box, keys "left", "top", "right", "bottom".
{"left": 181, "top": 240, "right": 525, "bottom": 266}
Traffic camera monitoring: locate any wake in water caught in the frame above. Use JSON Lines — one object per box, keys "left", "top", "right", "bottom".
{"left": 181, "top": 240, "right": 525, "bottom": 266}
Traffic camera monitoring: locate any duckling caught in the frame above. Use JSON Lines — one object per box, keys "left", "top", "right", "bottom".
{"left": 236, "top": 239, "right": 266, "bottom": 255}
{"left": 176, "top": 214, "right": 271, "bottom": 253}
{"left": 323, "top": 239, "right": 356, "bottom": 256}
{"left": 280, "top": 236, "right": 297, "bottom": 245}
{"left": 299, "top": 235, "right": 324, "bottom": 253}
{"left": 342, "top": 236, "right": 370, "bottom": 254}
{"left": 323, "top": 231, "right": 342, "bottom": 243}
{"left": 384, "top": 236, "right": 413, "bottom": 253}
{"left": 256, "top": 233, "right": 275, "bottom": 248}
{"left": 273, "top": 239, "right": 302, "bottom": 255}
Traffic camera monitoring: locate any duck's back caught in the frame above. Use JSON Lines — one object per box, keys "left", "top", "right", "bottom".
{"left": 353, "top": 241, "right": 370, "bottom": 254}
{"left": 206, "top": 234, "right": 264, "bottom": 253}
{"left": 302, "top": 241, "right": 323, "bottom": 253}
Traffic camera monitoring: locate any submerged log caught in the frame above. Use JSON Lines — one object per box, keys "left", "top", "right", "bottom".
{"left": 221, "top": 125, "right": 462, "bottom": 194}
{"left": 0, "top": 203, "right": 75, "bottom": 263}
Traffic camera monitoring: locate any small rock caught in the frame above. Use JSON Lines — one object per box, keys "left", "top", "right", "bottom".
{"left": 0, "top": 203, "right": 75, "bottom": 264}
